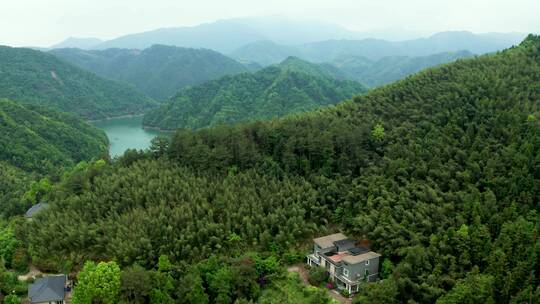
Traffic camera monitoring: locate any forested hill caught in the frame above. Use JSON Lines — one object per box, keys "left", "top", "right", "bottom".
{"left": 142, "top": 57, "right": 366, "bottom": 130}
{"left": 279, "top": 56, "right": 352, "bottom": 80}
{"left": 331, "top": 50, "right": 475, "bottom": 87}
{"left": 27, "top": 35, "right": 540, "bottom": 303}
{"left": 0, "top": 99, "right": 108, "bottom": 174}
{"left": 0, "top": 46, "right": 156, "bottom": 119}
{"left": 50, "top": 45, "right": 248, "bottom": 100}
{"left": 0, "top": 98, "right": 108, "bottom": 217}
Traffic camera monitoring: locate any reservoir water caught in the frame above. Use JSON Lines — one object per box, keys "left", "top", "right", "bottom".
{"left": 92, "top": 115, "right": 167, "bottom": 157}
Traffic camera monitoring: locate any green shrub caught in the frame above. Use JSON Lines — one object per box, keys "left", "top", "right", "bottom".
{"left": 308, "top": 266, "right": 328, "bottom": 286}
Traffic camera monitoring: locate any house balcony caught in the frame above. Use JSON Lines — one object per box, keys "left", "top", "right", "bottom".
{"left": 336, "top": 273, "right": 360, "bottom": 285}
{"left": 306, "top": 253, "right": 321, "bottom": 266}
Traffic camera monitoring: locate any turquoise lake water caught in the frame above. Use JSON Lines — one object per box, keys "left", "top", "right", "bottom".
{"left": 92, "top": 115, "right": 166, "bottom": 157}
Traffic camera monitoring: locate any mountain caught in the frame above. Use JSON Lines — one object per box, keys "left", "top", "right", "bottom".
{"left": 50, "top": 37, "right": 103, "bottom": 49}
{"left": 230, "top": 31, "right": 526, "bottom": 64}
{"left": 0, "top": 45, "right": 156, "bottom": 119}
{"left": 0, "top": 98, "right": 109, "bottom": 216}
{"left": 230, "top": 40, "right": 303, "bottom": 66}
{"left": 279, "top": 56, "right": 351, "bottom": 80}
{"left": 27, "top": 35, "right": 540, "bottom": 303}
{"left": 91, "top": 16, "right": 371, "bottom": 53}
{"left": 143, "top": 57, "right": 366, "bottom": 130}
{"left": 50, "top": 45, "right": 248, "bottom": 100}
{"left": 239, "top": 47, "right": 474, "bottom": 87}
{"left": 332, "top": 50, "right": 475, "bottom": 87}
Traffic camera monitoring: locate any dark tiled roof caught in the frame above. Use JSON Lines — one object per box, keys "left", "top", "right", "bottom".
{"left": 349, "top": 246, "right": 370, "bottom": 256}
{"left": 25, "top": 202, "right": 49, "bottom": 218}
{"left": 28, "top": 275, "right": 66, "bottom": 303}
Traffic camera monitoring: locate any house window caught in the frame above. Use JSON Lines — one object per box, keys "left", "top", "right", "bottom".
{"left": 365, "top": 259, "right": 370, "bottom": 266}
{"left": 343, "top": 268, "right": 349, "bottom": 277}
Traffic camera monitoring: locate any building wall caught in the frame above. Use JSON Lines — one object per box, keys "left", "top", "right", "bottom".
{"left": 343, "top": 256, "right": 380, "bottom": 282}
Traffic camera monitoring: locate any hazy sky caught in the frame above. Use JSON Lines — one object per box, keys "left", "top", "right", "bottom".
{"left": 1, "top": 0, "right": 538, "bottom": 47}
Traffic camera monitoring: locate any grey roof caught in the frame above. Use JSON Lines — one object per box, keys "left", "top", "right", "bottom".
{"left": 342, "top": 251, "right": 382, "bottom": 265}
{"left": 28, "top": 275, "right": 66, "bottom": 303}
{"left": 25, "top": 202, "right": 49, "bottom": 218}
{"left": 314, "top": 233, "right": 348, "bottom": 248}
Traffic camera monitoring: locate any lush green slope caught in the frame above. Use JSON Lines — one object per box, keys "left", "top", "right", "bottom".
{"left": 27, "top": 35, "right": 540, "bottom": 304}
{"left": 50, "top": 45, "right": 248, "bottom": 100}
{"left": 0, "top": 99, "right": 108, "bottom": 173}
{"left": 331, "top": 50, "right": 475, "bottom": 87}
{"left": 143, "top": 58, "right": 366, "bottom": 130}
{"left": 0, "top": 161, "right": 31, "bottom": 217}
{"left": 0, "top": 99, "right": 109, "bottom": 217}
{"left": 0, "top": 46, "right": 156, "bottom": 119}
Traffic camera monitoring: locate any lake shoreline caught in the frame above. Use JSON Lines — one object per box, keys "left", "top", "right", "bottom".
{"left": 141, "top": 125, "right": 176, "bottom": 133}
{"left": 88, "top": 113, "right": 145, "bottom": 123}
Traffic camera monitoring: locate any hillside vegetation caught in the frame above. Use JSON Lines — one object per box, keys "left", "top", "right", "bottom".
{"left": 143, "top": 57, "right": 366, "bottom": 130}
{"left": 26, "top": 35, "right": 540, "bottom": 303}
{"left": 0, "top": 98, "right": 109, "bottom": 217}
{"left": 0, "top": 46, "right": 156, "bottom": 119}
{"left": 50, "top": 45, "right": 248, "bottom": 100}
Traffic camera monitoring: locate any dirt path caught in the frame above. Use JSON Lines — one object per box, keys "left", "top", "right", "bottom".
{"left": 17, "top": 264, "right": 43, "bottom": 281}
{"left": 287, "top": 265, "right": 352, "bottom": 304}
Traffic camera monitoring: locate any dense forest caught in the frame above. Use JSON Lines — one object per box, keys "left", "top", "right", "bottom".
{"left": 0, "top": 98, "right": 111, "bottom": 303}
{"left": 0, "top": 46, "right": 156, "bottom": 119}
{"left": 50, "top": 45, "right": 248, "bottom": 100}
{"left": 23, "top": 35, "right": 540, "bottom": 303}
{"left": 0, "top": 98, "right": 108, "bottom": 217}
{"left": 143, "top": 57, "right": 366, "bottom": 130}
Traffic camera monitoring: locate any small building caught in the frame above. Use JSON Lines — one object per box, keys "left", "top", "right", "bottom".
{"left": 28, "top": 275, "right": 68, "bottom": 304}
{"left": 307, "top": 233, "right": 381, "bottom": 294}
{"left": 25, "top": 202, "right": 49, "bottom": 220}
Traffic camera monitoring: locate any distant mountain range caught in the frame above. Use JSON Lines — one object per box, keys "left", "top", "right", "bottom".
{"left": 50, "top": 45, "right": 248, "bottom": 100}
{"left": 0, "top": 45, "right": 156, "bottom": 119}
{"left": 48, "top": 17, "right": 527, "bottom": 58}
{"left": 51, "top": 37, "right": 104, "bottom": 49}
{"left": 143, "top": 57, "right": 366, "bottom": 130}
{"left": 230, "top": 31, "right": 524, "bottom": 65}
{"left": 68, "top": 17, "right": 373, "bottom": 53}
